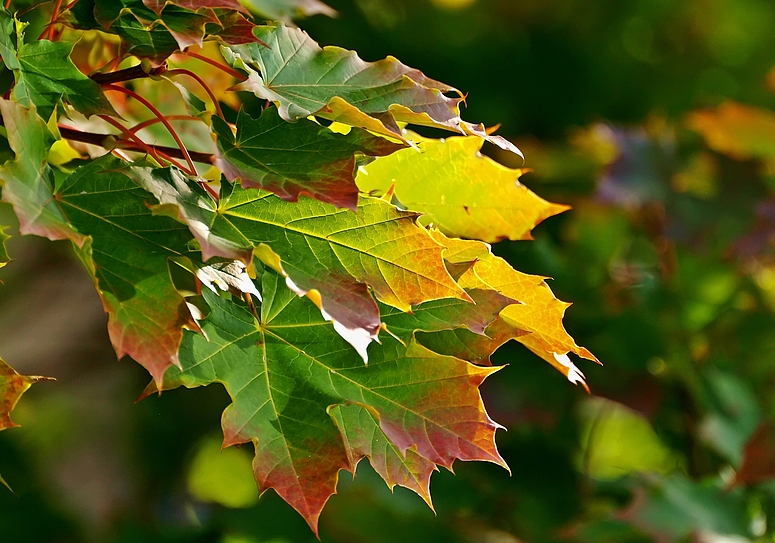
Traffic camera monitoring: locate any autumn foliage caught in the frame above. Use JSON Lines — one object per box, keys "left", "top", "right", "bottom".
{"left": 0, "top": 0, "right": 595, "bottom": 533}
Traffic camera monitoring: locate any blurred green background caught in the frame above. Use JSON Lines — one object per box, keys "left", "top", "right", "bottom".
{"left": 4, "top": 0, "right": 775, "bottom": 541}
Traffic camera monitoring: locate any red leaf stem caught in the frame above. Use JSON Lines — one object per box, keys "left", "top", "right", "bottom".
{"left": 183, "top": 51, "right": 245, "bottom": 81}
{"left": 166, "top": 68, "right": 225, "bottom": 119}
{"left": 104, "top": 84, "right": 197, "bottom": 175}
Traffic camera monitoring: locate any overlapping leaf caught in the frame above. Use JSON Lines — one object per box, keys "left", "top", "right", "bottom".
{"left": 150, "top": 272, "right": 504, "bottom": 532}
{"left": 132, "top": 171, "right": 469, "bottom": 359}
{"left": 0, "top": 100, "right": 83, "bottom": 243}
{"left": 66, "top": 0, "right": 264, "bottom": 61}
{"left": 358, "top": 133, "right": 568, "bottom": 242}
{"left": 0, "top": 13, "right": 116, "bottom": 120}
{"left": 213, "top": 107, "right": 404, "bottom": 210}
{"left": 432, "top": 231, "right": 598, "bottom": 387}
{"left": 224, "top": 23, "right": 521, "bottom": 155}
{"left": 53, "top": 156, "right": 201, "bottom": 384}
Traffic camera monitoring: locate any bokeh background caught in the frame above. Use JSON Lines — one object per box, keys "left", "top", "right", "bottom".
{"left": 3, "top": 0, "right": 775, "bottom": 541}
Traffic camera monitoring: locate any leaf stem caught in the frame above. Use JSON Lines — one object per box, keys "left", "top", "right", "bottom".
{"left": 128, "top": 115, "right": 202, "bottom": 135}
{"left": 183, "top": 51, "right": 245, "bottom": 80}
{"left": 104, "top": 84, "right": 197, "bottom": 175}
{"left": 166, "top": 68, "right": 225, "bottom": 119}
{"left": 58, "top": 125, "right": 214, "bottom": 165}
{"left": 96, "top": 115, "right": 184, "bottom": 170}
{"left": 91, "top": 63, "right": 167, "bottom": 85}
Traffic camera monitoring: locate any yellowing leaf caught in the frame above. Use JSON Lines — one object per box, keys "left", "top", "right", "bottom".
{"left": 432, "top": 231, "right": 598, "bottom": 388}
{"left": 357, "top": 134, "right": 568, "bottom": 242}
{"left": 687, "top": 101, "right": 775, "bottom": 162}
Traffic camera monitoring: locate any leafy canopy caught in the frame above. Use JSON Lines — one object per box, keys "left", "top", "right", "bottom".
{"left": 0, "top": 0, "right": 596, "bottom": 532}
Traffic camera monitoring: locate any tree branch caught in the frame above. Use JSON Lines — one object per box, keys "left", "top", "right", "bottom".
{"left": 58, "top": 126, "right": 214, "bottom": 165}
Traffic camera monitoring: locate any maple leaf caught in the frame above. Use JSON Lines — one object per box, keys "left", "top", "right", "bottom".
{"left": 147, "top": 271, "right": 505, "bottom": 533}
{"left": 223, "top": 23, "right": 521, "bottom": 155}
{"left": 131, "top": 171, "right": 470, "bottom": 360}
{"left": 358, "top": 133, "right": 568, "bottom": 242}
{"left": 0, "top": 100, "right": 84, "bottom": 243}
{"left": 213, "top": 107, "right": 405, "bottom": 209}
{"left": 431, "top": 231, "right": 598, "bottom": 387}
{"left": 53, "top": 156, "right": 201, "bottom": 384}
{"left": 0, "top": 357, "right": 52, "bottom": 490}
{"left": 0, "top": 9, "right": 116, "bottom": 120}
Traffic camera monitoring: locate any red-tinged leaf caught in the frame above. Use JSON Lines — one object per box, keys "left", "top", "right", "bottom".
{"left": 223, "top": 23, "right": 521, "bottom": 155}
{"left": 208, "top": 10, "right": 267, "bottom": 46}
{"left": 0, "top": 358, "right": 52, "bottom": 431}
{"left": 733, "top": 421, "right": 775, "bottom": 487}
{"left": 329, "top": 404, "right": 435, "bottom": 508}
{"left": 0, "top": 100, "right": 85, "bottom": 245}
{"left": 130, "top": 171, "right": 470, "bottom": 359}
{"left": 212, "top": 107, "right": 404, "bottom": 210}
{"left": 142, "top": 0, "right": 249, "bottom": 15}
{"left": 55, "top": 156, "right": 201, "bottom": 384}
{"left": 151, "top": 271, "right": 505, "bottom": 531}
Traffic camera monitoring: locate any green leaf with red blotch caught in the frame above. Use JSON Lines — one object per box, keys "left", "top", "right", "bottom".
{"left": 358, "top": 133, "right": 567, "bottom": 242}
{"left": 0, "top": 100, "right": 84, "bottom": 244}
{"left": 329, "top": 403, "right": 436, "bottom": 508}
{"left": 53, "top": 155, "right": 201, "bottom": 384}
{"left": 212, "top": 107, "right": 405, "bottom": 210}
{"left": 149, "top": 271, "right": 505, "bottom": 533}
{"left": 130, "top": 171, "right": 469, "bottom": 360}
{"left": 223, "top": 23, "right": 521, "bottom": 156}
{"left": 142, "top": 0, "right": 248, "bottom": 15}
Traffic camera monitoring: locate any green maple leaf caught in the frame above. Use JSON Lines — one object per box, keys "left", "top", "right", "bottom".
{"left": 54, "top": 156, "right": 201, "bottom": 383}
{"left": 224, "top": 22, "right": 521, "bottom": 155}
{"left": 0, "top": 100, "right": 82, "bottom": 242}
{"left": 11, "top": 40, "right": 116, "bottom": 120}
{"left": 0, "top": 8, "right": 18, "bottom": 71}
{"left": 358, "top": 133, "right": 569, "bottom": 242}
{"left": 149, "top": 272, "right": 505, "bottom": 533}
{"left": 213, "top": 107, "right": 404, "bottom": 209}
{"left": 131, "top": 171, "right": 469, "bottom": 359}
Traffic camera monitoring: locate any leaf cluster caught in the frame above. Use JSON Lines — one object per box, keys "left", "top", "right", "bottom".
{"left": 0, "top": 0, "right": 594, "bottom": 531}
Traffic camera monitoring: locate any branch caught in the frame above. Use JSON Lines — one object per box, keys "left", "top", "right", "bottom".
{"left": 90, "top": 63, "right": 167, "bottom": 85}
{"left": 58, "top": 126, "right": 214, "bottom": 165}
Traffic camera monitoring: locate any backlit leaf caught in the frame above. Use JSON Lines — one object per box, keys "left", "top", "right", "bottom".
{"left": 151, "top": 272, "right": 504, "bottom": 532}
{"left": 11, "top": 39, "right": 116, "bottom": 119}
{"left": 224, "top": 23, "right": 521, "bottom": 155}
{"left": 213, "top": 107, "right": 404, "bottom": 209}
{"left": 433, "top": 231, "right": 598, "bottom": 387}
{"left": 132, "top": 172, "right": 470, "bottom": 359}
{"left": 0, "top": 357, "right": 51, "bottom": 431}
{"left": 358, "top": 133, "right": 568, "bottom": 242}
{"left": 0, "top": 100, "right": 83, "bottom": 243}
